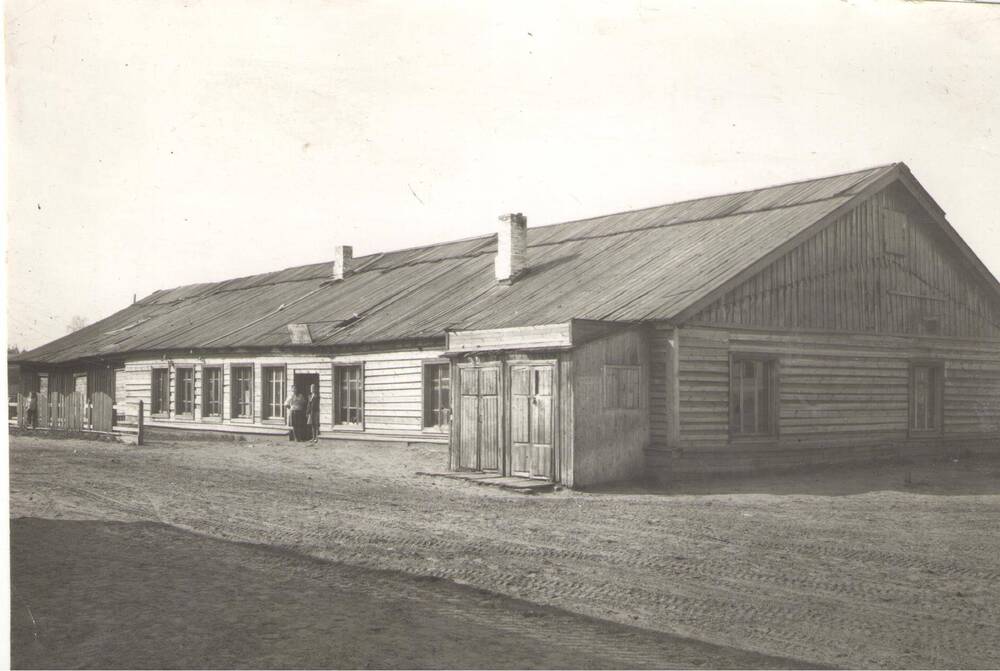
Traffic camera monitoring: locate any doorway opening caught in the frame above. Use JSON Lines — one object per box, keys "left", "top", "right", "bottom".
{"left": 293, "top": 373, "right": 319, "bottom": 397}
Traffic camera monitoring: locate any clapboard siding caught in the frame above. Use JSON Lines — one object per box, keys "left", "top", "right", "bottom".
{"left": 648, "top": 325, "right": 1000, "bottom": 474}
{"left": 648, "top": 323, "right": 671, "bottom": 444}
{"left": 691, "top": 183, "right": 1000, "bottom": 338}
{"left": 117, "top": 349, "right": 447, "bottom": 439}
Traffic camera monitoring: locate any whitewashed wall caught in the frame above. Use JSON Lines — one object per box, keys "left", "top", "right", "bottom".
{"left": 120, "top": 349, "right": 449, "bottom": 441}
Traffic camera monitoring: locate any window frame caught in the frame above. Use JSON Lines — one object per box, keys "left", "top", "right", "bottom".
{"left": 909, "top": 360, "right": 944, "bottom": 435}
{"left": 603, "top": 364, "right": 642, "bottom": 410}
{"left": 173, "top": 366, "right": 195, "bottom": 418}
{"left": 333, "top": 363, "right": 365, "bottom": 429}
{"left": 150, "top": 367, "right": 170, "bottom": 417}
{"left": 728, "top": 353, "right": 780, "bottom": 440}
{"left": 261, "top": 365, "right": 287, "bottom": 423}
{"left": 202, "top": 366, "right": 223, "bottom": 421}
{"left": 229, "top": 363, "right": 255, "bottom": 422}
{"left": 422, "top": 360, "right": 451, "bottom": 433}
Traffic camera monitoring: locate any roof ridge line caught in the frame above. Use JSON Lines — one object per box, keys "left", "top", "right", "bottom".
{"left": 130, "top": 164, "right": 902, "bottom": 305}
{"left": 524, "top": 163, "right": 898, "bottom": 234}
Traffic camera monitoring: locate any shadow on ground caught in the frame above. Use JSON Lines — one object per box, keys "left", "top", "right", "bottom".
{"left": 586, "top": 456, "right": 1000, "bottom": 497}
{"left": 10, "top": 518, "right": 812, "bottom": 670}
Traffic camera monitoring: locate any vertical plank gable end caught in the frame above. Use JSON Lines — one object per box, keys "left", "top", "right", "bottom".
{"left": 686, "top": 182, "right": 1000, "bottom": 339}
{"left": 671, "top": 167, "right": 903, "bottom": 324}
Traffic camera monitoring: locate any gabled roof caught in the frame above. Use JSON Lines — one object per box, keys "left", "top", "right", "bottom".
{"left": 21, "top": 162, "right": 990, "bottom": 365}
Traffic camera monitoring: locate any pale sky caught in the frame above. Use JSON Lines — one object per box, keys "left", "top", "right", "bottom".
{"left": 6, "top": 0, "right": 1000, "bottom": 350}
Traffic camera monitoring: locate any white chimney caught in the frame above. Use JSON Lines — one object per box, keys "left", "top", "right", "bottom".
{"left": 494, "top": 213, "right": 527, "bottom": 284}
{"left": 332, "top": 245, "right": 353, "bottom": 281}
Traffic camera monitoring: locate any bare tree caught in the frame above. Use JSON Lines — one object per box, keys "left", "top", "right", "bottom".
{"left": 66, "top": 315, "right": 89, "bottom": 333}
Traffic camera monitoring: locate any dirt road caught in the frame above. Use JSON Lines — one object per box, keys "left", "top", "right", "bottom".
{"left": 9, "top": 433, "right": 1000, "bottom": 668}
{"left": 13, "top": 518, "right": 798, "bottom": 669}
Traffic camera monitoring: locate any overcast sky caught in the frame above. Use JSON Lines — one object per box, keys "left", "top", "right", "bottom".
{"left": 6, "top": 0, "right": 1000, "bottom": 350}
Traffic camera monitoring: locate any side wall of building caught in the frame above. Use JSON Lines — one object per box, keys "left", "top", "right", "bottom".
{"left": 572, "top": 328, "right": 650, "bottom": 487}
{"left": 118, "top": 348, "right": 450, "bottom": 442}
{"left": 648, "top": 325, "right": 1000, "bottom": 475}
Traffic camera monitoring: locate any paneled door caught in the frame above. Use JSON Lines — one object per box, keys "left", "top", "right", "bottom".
{"left": 457, "top": 364, "right": 501, "bottom": 471}
{"left": 509, "top": 364, "right": 554, "bottom": 480}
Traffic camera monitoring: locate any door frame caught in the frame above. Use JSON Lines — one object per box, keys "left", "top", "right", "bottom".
{"left": 504, "top": 358, "right": 559, "bottom": 481}
{"left": 454, "top": 360, "right": 504, "bottom": 472}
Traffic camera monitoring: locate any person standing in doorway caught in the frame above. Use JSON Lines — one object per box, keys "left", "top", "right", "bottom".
{"left": 284, "top": 385, "right": 307, "bottom": 442}
{"left": 307, "top": 383, "right": 320, "bottom": 443}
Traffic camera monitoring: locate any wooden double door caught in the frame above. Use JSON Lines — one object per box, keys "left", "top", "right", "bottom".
{"left": 457, "top": 361, "right": 555, "bottom": 481}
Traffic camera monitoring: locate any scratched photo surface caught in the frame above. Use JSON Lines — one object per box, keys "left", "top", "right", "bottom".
{"left": 6, "top": 1, "right": 1000, "bottom": 669}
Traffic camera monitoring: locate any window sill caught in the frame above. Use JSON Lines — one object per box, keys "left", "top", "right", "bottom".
{"left": 261, "top": 419, "right": 287, "bottom": 426}
{"left": 332, "top": 424, "right": 364, "bottom": 432}
{"left": 201, "top": 417, "right": 223, "bottom": 424}
{"left": 230, "top": 417, "right": 255, "bottom": 424}
{"left": 730, "top": 434, "right": 779, "bottom": 445}
{"left": 422, "top": 426, "right": 450, "bottom": 435}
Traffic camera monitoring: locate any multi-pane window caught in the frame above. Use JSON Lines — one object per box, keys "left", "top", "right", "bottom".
{"left": 262, "top": 367, "right": 285, "bottom": 420}
{"left": 730, "top": 356, "right": 777, "bottom": 436}
{"left": 423, "top": 363, "right": 450, "bottom": 430}
{"left": 175, "top": 368, "right": 194, "bottom": 416}
{"left": 151, "top": 369, "right": 169, "bottom": 415}
{"left": 203, "top": 367, "right": 222, "bottom": 418}
{"left": 335, "top": 365, "right": 363, "bottom": 426}
{"left": 231, "top": 366, "right": 253, "bottom": 419}
{"left": 910, "top": 363, "right": 943, "bottom": 432}
{"left": 604, "top": 365, "right": 640, "bottom": 409}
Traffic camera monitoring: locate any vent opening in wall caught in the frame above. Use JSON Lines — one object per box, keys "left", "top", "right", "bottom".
{"left": 882, "top": 208, "right": 908, "bottom": 256}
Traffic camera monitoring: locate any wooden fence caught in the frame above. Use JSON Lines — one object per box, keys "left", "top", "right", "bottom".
{"left": 15, "top": 391, "right": 114, "bottom": 433}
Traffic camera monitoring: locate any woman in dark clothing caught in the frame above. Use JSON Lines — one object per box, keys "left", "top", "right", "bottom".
{"left": 307, "top": 384, "right": 321, "bottom": 443}
{"left": 284, "top": 386, "right": 308, "bottom": 442}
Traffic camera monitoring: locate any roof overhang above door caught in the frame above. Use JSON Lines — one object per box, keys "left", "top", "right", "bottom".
{"left": 445, "top": 319, "right": 636, "bottom": 355}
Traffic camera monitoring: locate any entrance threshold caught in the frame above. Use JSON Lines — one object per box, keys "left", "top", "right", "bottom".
{"left": 416, "top": 471, "right": 556, "bottom": 494}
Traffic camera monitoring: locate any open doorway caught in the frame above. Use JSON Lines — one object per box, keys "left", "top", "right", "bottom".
{"left": 293, "top": 373, "right": 321, "bottom": 442}
{"left": 293, "top": 373, "right": 319, "bottom": 397}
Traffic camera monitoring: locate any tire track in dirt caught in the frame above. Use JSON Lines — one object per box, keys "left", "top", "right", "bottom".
{"left": 11, "top": 438, "right": 1000, "bottom": 669}
{"left": 133, "top": 485, "right": 997, "bottom": 669}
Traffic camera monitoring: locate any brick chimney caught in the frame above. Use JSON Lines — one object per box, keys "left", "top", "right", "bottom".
{"left": 332, "top": 245, "right": 353, "bottom": 281}
{"left": 494, "top": 213, "right": 527, "bottom": 284}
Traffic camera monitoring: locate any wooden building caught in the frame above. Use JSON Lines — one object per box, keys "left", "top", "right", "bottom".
{"left": 14, "top": 163, "right": 1000, "bottom": 486}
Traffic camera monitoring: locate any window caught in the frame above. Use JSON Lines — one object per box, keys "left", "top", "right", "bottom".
{"left": 151, "top": 369, "right": 169, "bottom": 415}
{"left": 730, "top": 356, "right": 777, "bottom": 437}
{"left": 910, "top": 363, "right": 943, "bottom": 433}
{"left": 175, "top": 367, "right": 194, "bottom": 416}
{"left": 335, "top": 365, "right": 363, "bottom": 426}
{"left": 604, "top": 365, "right": 640, "bottom": 409}
{"left": 262, "top": 367, "right": 286, "bottom": 420}
{"left": 423, "top": 363, "right": 451, "bottom": 430}
{"left": 203, "top": 367, "right": 222, "bottom": 418}
{"left": 231, "top": 366, "right": 253, "bottom": 419}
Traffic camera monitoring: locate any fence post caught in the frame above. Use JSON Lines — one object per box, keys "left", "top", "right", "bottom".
{"left": 137, "top": 400, "right": 144, "bottom": 446}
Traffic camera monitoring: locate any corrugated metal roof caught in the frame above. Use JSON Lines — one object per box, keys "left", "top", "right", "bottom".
{"left": 17, "top": 164, "right": 897, "bottom": 364}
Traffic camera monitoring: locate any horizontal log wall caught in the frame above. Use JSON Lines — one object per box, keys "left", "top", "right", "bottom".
{"left": 117, "top": 349, "right": 448, "bottom": 440}
{"left": 691, "top": 183, "right": 1000, "bottom": 338}
{"left": 648, "top": 325, "right": 1000, "bottom": 475}
{"left": 649, "top": 323, "right": 670, "bottom": 445}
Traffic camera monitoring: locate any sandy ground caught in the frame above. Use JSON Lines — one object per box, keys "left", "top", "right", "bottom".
{"left": 9, "top": 432, "right": 1000, "bottom": 669}
{"left": 12, "top": 518, "right": 799, "bottom": 669}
